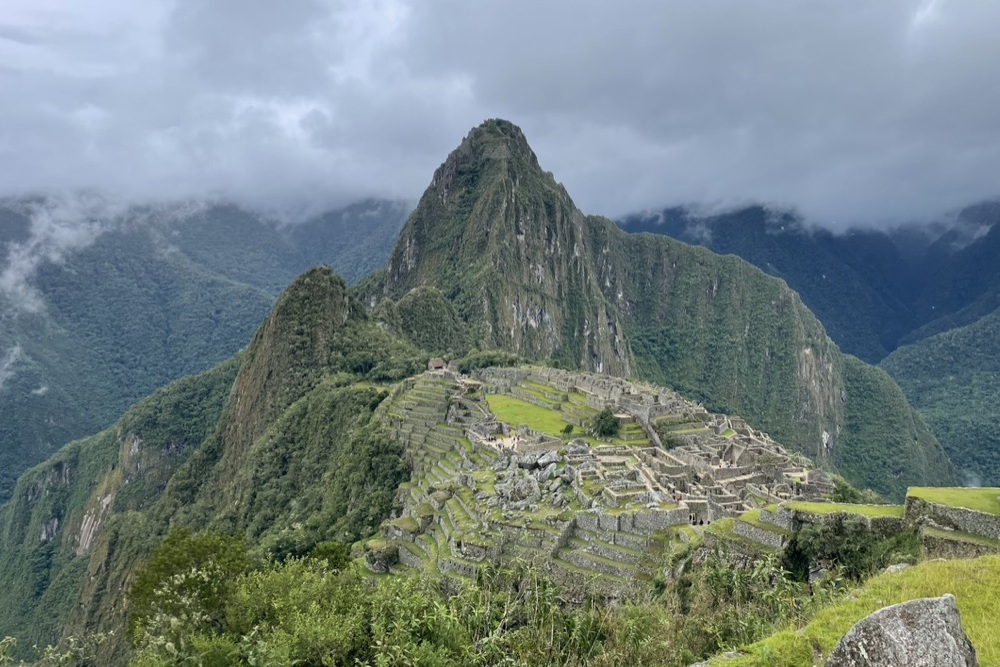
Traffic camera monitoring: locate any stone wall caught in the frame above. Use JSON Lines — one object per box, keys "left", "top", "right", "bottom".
{"left": 760, "top": 507, "right": 796, "bottom": 532}
{"left": 397, "top": 546, "right": 425, "bottom": 570}
{"left": 906, "top": 497, "right": 1000, "bottom": 541}
{"left": 733, "top": 520, "right": 787, "bottom": 550}
{"left": 920, "top": 530, "right": 1000, "bottom": 560}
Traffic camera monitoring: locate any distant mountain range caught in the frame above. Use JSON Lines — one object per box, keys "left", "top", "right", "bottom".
{"left": 0, "top": 198, "right": 409, "bottom": 500}
{"left": 0, "top": 119, "right": 981, "bottom": 663}
{"left": 618, "top": 201, "right": 1000, "bottom": 485}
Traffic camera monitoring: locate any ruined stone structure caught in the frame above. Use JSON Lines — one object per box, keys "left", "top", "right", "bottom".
{"left": 369, "top": 366, "right": 841, "bottom": 587}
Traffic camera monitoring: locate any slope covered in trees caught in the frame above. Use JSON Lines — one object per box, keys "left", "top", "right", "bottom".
{"left": 0, "top": 199, "right": 408, "bottom": 500}
{"left": 366, "top": 119, "right": 954, "bottom": 497}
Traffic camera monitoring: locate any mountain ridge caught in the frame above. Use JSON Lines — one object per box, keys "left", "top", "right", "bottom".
{"left": 366, "top": 118, "right": 953, "bottom": 497}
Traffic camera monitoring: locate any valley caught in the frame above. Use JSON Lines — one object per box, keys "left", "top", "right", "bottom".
{"left": 0, "top": 120, "right": 994, "bottom": 666}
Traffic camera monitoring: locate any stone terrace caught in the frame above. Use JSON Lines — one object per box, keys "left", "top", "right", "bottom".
{"left": 366, "top": 366, "right": 842, "bottom": 589}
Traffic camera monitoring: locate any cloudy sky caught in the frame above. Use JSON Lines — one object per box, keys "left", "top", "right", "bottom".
{"left": 2, "top": 0, "right": 999, "bottom": 226}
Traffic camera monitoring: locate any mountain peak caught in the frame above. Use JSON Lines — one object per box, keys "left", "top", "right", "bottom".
{"left": 426, "top": 118, "right": 542, "bottom": 204}
{"left": 456, "top": 118, "right": 537, "bottom": 166}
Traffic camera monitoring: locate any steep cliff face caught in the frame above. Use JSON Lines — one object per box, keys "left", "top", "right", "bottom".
{"left": 0, "top": 268, "right": 419, "bottom": 663}
{"left": 378, "top": 119, "right": 632, "bottom": 375}
{"left": 587, "top": 216, "right": 845, "bottom": 460}
{"left": 369, "top": 119, "right": 954, "bottom": 491}
{"left": 0, "top": 359, "right": 238, "bottom": 660}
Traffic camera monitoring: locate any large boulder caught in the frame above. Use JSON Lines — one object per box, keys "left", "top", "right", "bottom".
{"left": 826, "top": 594, "right": 977, "bottom": 667}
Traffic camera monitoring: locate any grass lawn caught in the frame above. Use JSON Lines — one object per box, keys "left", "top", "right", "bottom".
{"left": 740, "top": 508, "right": 793, "bottom": 536}
{"left": 907, "top": 487, "right": 1000, "bottom": 516}
{"left": 784, "top": 501, "right": 904, "bottom": 518}
{"left": 485, "top": 394, "right": 573, "bottom": 437}
{"left": 922, "top": 525, "right": 1000, "bottom": 549}
{"left": 718, "top": 556, "right": 1000, "bottom": 666}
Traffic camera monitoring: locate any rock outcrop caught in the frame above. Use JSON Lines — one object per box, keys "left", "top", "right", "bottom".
{"left": 826, "top": 594, "right": 977, "bottom": 666}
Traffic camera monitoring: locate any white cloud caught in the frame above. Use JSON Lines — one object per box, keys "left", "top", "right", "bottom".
{"left": 0, "top": 344, "right": 24, "bottom": 392}
{"left": 0, "top": 194, "right": 127, "bottom": 312}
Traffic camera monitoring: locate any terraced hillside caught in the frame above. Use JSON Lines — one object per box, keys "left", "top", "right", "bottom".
{"left": 367, "top": 367, "right": 838, "bottom": 589}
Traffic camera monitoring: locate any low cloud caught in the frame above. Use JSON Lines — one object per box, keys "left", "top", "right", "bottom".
{"left": 1, "top": 1, "right": 1000, "bottom": 227}
{"left": 0, "top": 344, "right": 23, "bottom": 392}
{"left": 0, "top": 194, "right": 128, "bottom": 312}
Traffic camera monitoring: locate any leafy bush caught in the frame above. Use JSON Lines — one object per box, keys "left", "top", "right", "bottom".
{"left": 593, "top": 408, "right": 619, "bottom": 438}
{"left": 781, "top": 516, "right": 919, "bottom": 582}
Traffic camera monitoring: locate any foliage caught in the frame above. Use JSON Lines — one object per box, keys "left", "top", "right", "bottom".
{"left": 458, "top": 350, "right": 522, "bottom": 374}
{"left": 617, "top": 205, "right": 920, "bottom": 364}
{"left": 592, "top": 408, "right": 619, "bottom": 438}
{"left": 720, "top": 555, "right": 1000, "bottom": 666}
{"left": 393, "top": 286, "right": 471, "bottom": 356}
{"left": 126, "top": 550, "right": 860, "bottom": 667}
{"left": 828, "top": 475, "right": 884, "bottom": 505}
{"left": 882, "top": 306, "right": 1000, "bottom": 487}
{"left": 128, "top": 557, "right": 681, "bottom": 667}
{"left": 781, "top": 517, "right": 919, "bottom": 583}
{"left": 129, "top": 529, "right": 252, "bottom": 641}
{"left": 837, "top": 356, "right": 956, "bottom": 500}
{"left": 0, "top": 198, "right": 407, "bottom": 503}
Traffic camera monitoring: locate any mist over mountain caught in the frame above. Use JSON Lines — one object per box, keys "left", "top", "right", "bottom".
{"left": 0, "top": 197, "right": 408, "bottom": 500}
{"left": 618, "top": 201, "right": 1000, "bottom": 485}
{"left": 0, "top": 119, "right": 957, "bottom": 662}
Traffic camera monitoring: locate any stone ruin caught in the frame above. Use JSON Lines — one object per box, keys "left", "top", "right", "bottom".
{"left": 471, "top": 366, "right": 834, "bottom": 524}
{"left": 366, "top": 365, "right": 845, "bottom": 588}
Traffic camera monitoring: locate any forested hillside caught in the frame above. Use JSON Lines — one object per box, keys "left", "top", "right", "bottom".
{"left": 619, "top": 200, "right": 1000, "bottom": 488}
{"left": 367, "top": 119, "right": 954, "bottom": 498}
{"left": 882, "top": 306, "right": 1000, "bottom": 486}
{"left": 0, "top": 199, "right": 408, "bottom": 500}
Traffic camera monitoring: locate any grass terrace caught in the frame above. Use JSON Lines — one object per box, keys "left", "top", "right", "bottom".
{"left": 485, "top": 394, "right": 573, "bottom": 437}
{"left": 907, "top": 487, "right": 1000, "bottom": 516}
{"left": 705, "top": 517, "right": 779, "bottom": 553}
{"left": 740, "top": 509, "right": 793, "bottom": 536}
{"left": 921, "top": 526, "right": 1000, "bottom": 550}
{"left": 718, "top": 556, "right": 1000, "bottom": 666}
{"left": 784, "top": 501, "right": 905, "bottom": 518}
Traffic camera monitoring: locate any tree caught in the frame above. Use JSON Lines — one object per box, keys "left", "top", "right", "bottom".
{"left": 593, "top": 407, "right": 619, "bottom": 438}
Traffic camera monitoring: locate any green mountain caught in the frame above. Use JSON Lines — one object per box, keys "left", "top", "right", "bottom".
{"left": 0, "top": 199, "right": 408, "bottom": 501}
{"left": 366, "top": 119, "right": 954, "bottom": 498}
{"left": 881, "top": 306, "right": 1000, "bottom": 486}
{"left": 617, "top": 202, "right": 1000, "bottom": 494}
{"left": 0, "top": 267, "right": 424, "bottom": 663}
{"left": 618, "top": 207, "right": 920, "bottom": 363}
{"left": 0, "top": 119, "right": 963, "bottom": 662}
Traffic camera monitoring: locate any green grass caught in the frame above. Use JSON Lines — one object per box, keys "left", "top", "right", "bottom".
{"left": 907, "top": 487, "right": 1000, "bottom": 516}
{"left": 717, "top": 556, "right": 1000, "bottom": 666}
{"left": 740, "top": 509, "right": 793, "bottom": 536}
{"left": 705, "top": 518, "right": 778, "bottom": 553}
{"left": 922, "top": 526, "right": 1000, "bottom": 549}
{"left": 784, "top": 501, "right": 904, "bottom": 518}
{"left": 485, "top": 394, "right": 573, "bottom": 436}
{"left": 391, "top": 516, "right": 420, "bottom": 533}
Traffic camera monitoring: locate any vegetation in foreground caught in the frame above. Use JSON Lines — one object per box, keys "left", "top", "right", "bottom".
{"left": 721, "top": 556, "right": 1000, "bottom": 667}
{"left": 119, "top": 529, "right": 850, "bottom": 667}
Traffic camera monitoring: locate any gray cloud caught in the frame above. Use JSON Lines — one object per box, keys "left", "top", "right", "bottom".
{"left": 0, "top": 344, "right": 23, "bottom": 392}
{"left": 0, "top": 194, "right": 128, "bottom": 312}
{"left": 1, "top": 0, "right": 999, "bottom": 227}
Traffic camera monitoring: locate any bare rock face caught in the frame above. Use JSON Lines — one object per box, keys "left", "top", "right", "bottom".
{"left": 826, "top": 594, "right": 977, "bottom": 667}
